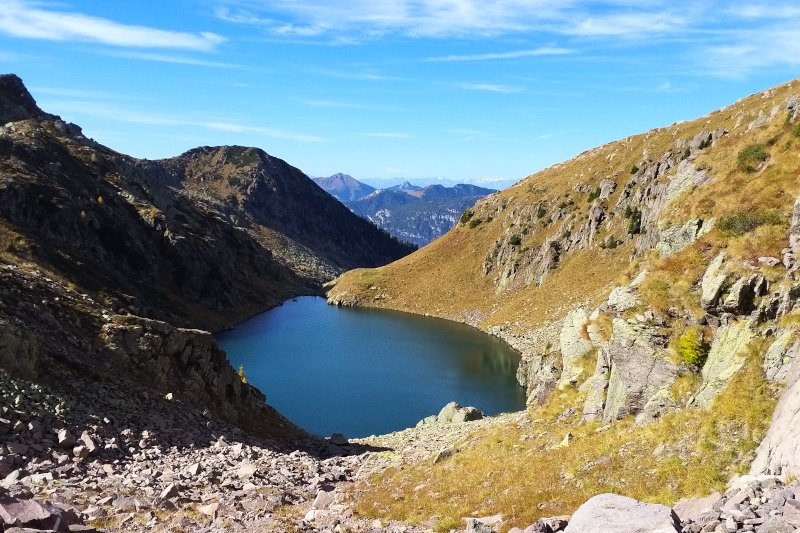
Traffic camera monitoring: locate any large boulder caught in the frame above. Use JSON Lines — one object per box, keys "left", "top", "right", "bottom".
{"left": 656, "top": 218, "right": 712, "bottom": 258}
{"left": 751, "top": 351, "right": 800, "bottom": 476}
{"left": 563, "top": 493, "right": 680, "bottom": 533}
{"left": 763, "top": 330, "right": 800, "bottom": 382}
{"left": 700, "top": 253, "right": 727, "bottom": 309}
{"left": 558, "top": 308, "right": 593, "bottom": 388}
{"left": 691, "top": 320, "right": 754, "bottom": 408}
{"left": 596, "top": 319, "right": 676, "bottom": 424}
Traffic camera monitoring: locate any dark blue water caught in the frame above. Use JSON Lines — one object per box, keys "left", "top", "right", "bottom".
{"left": 215, "top": 296, "right": 524, "bottom": 437}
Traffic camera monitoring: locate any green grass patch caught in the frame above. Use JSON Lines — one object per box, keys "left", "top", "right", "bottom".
{"left": 736, "top": 143, "right": 769, "bottom": 173}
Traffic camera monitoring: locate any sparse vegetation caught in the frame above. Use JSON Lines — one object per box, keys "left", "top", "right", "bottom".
{"left": 459, "top": 208, "right": 474, "bottom": 225}
{"left": 355, "top": 358, "right": 777, "bottom": 531}
{"left": 587, "top": 186, "right": 601, "bottom": 203}
{"left": 677, "top": 328, "right": 710, "bottom": 367}
{"left": 468, "top": 217, "right": 483, "bottom": 229}
{"left": 508, "top": 234, "right": 522, "bottom": 246}
{"left": 238, "top": 364, "right": 248, "bottom": 384}
{"left": 630, "top": 164, "right": 639, "bottom": 174}
{"left": 718, "top": 211, "right": 782, "bottom": 236}
{"left": 736, "top": 143, "right": 769, "bottom": 173}
{"left": 625, "top": 206, "right": 642, "bottom": 235}
{"left": 228, "top": 175, "right": 242, "bottom": 187}
{"left": 793, "top": 123, "right": 800, "bottom": 138}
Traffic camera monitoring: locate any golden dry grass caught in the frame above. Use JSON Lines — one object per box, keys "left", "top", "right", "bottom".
{"left": 353, "top": 357, "right": 778, "bottom": 532}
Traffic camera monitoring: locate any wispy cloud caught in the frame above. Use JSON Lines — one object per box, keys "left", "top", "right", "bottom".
{"left": 703, "top": 26, "right": 800, "bottom": 76}
{"left": 42, "top": 100, "right": 324, "bottom": 142}
{"left": 360, "top": 132, "right": 412, "bottom": 138}
{"left": 295, "top": 98, "right": 369, "bottom": 109}
{"left": 458, "top": 83, "right": 523, "bottom": 93}
{"left": 102, "top": 51, "right": 245, "bottom": 69}
{"left": 426, "top": 47, "right": 572, "bottom": 62}
{"left": 0, "top": 0, "right": 224, "bottom": 50}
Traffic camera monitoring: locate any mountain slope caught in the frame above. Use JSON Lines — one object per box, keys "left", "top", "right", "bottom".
{"left": 347, "top": 182, "right": 496, "bottom": 246}
{"left": 331, "top": 79, "right": 800, "bottom": 527}
{"left": 0, "top": 73, "right": 410, "bottom": 441}
{"left": 313, "top": 172, "right": 375, "bottom": 202}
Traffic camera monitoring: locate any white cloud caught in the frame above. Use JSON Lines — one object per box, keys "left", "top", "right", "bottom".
{"left": 458, "top": 83, "right": 523, "bottom": 93}
{"left": 103, "top": 51, "right": 244, "bottom": 69}
{"left": 426, "top": 47, "right": 572, "bottom": 62}
{"left": 0, "top": 0, "right": 224, "bottom": 50}
{"left": 41, "top": 100, "right": 324, "bottom": 142}
{"left": 704, "top": 27, "right": 800, "bottom": 76}
{"left": 360, "top": 132, "right": 412, "bottom": 138}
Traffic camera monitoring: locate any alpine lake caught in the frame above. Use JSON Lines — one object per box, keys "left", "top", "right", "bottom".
{"left": 216, "top": 296, "right": 525, "bottom": 438}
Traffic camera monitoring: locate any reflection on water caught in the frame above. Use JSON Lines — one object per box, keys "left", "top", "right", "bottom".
{"left": 216, "top": 296, "right": 524, "bottom": 437}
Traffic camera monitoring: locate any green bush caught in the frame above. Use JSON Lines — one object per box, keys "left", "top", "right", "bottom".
{"left": 718, "top": 211, "right": 782, "bottom": 236}
{"left": 468, "top": 217, "right": 483, "bottom": 229}
{"left": 587, "top": 187, "right": 601, "bottom": 203}
{"left": 536, "top": 205, "right": 547, "bottom": 218}
{"left": 736, "top": 143, "right": 769, "bottom": 173}
{"left": 509, "top": 235, "right": 522, "bottom": 246}
{"left": 625, "top": 206, "right": 642, "bottom": 235}
{"left": 630, "top": 164, "right": 639, "bottom": 174}
{"left": 459, "top": 208, "right": 474, "bottom": 225}
{"left": 677, "top": 328, "right": 710, "bottom": 367}
{"left": 793, "top": 123, "right": 800, "bottom": 138}
{"left": 228, "top": 175, "right": 242, "bottom": 187}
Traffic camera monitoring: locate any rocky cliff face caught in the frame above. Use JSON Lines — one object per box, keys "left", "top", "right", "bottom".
{"left": 0, "top": 73, "right": 412, "bottom": 442}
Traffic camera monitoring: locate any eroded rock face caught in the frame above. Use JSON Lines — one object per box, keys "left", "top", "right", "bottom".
{"left": 0, "top": 319, "right": 39, "bottom": 380}
{"left": 763, "top": 330, "right": 800, "bottom": 382}
{"left": 656, "top": 218, "right": 712, "bottom": 258}
{"left": 701, "top": 253, "right": 728, "bottom": 309}
{"left": 563, "top": 493, "right": 680, "bottom": 533}
{"left": 692, "top": 320, "right": 754, "bottom": 409}
{"left": 558, "top": 308, "right": 593, "bottom": 387}
{"left": 99, "top": 315, "right": 301, "bottom": 440}
{"left": 752, "top": 341, "right": 800, "bottom": 477}
{"left": 581, "top": 319, "right": 676, "bottom": 424}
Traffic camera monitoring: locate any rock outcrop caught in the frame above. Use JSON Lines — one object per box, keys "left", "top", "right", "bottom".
{"left": 563, "top": 493, "right": 680, "bottom": 533}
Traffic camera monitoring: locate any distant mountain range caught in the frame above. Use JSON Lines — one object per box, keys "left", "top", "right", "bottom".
{"left": 313, "top": 175, "right": 496, "bottom": 247}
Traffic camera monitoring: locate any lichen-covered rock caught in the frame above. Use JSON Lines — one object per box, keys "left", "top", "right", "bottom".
{"left": 790, "top": 194, "right": 800, "bottom": 253}
{"left": 558, "top": 308, "right": 592, "bottom": 388}
{"left": 607, "top": 320, "right": 673, "bottom": 421}
{"left": 582, "top": 350, "right": 611, "bottom": 421}
{"left": 700, "top": 253, "right": 727, "bottom": 309}
{"left": 656, "top": 218, "right": 712, "bottom": 258}
{"left": 691, "top": 320, "right": 754, "bottom": 408}
{"left": 763, "top": 330, "right": 800, "bottom": 382}
{"left": 563, "top": 493, "right": 680, "bottom": 533}
{"left": 582, "top": 319, "right": 676, "bottom": 423}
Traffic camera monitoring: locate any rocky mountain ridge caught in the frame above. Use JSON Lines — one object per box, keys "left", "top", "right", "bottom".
{"left": 316, "top": 174, "right": 496, "bottom": 246}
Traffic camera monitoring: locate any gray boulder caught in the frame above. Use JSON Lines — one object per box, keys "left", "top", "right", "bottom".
{"left": 656, "top": 219, "right": 712, "bottom": 258}
{"left": 700, "top": 253, "right": 727, "bottom": 309}
{"left": 423, "top": 401, "right": 485, "bottom": 426}
{"left": 751, "top": 350, "right": 800, "bottom": 477}
{"left": 691, "top": 320, "right": 754, "bottom": 408}
{"left": 598, "top": 319, "right": 676, "bottom": 423}
{"left": 763, "top": 331, "right": 800, "bottom": 382}
{"left": 563, "top": 493, "right": 680, "bottom": 533}
{"left": 558, "top": 308, "right": 593, "bottom": 388}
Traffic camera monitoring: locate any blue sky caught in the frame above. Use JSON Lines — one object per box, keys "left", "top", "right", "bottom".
{"left": 1, "top": 1, "right": 799, "bottom": 189}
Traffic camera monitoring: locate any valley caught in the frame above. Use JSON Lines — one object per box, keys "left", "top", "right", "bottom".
{"left": 2, "top": 70, "right": 800, "bottom": 533}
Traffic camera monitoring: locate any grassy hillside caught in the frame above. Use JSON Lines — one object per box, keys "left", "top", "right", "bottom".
{"left": 330, "top": 78, "right": 800, "bottom": 531}
{"left": 328, "top": 78, "right": 800, "bottom": 334}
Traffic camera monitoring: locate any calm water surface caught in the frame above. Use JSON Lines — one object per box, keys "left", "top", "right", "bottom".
{"left": 215, "top": 297, "right": 524, "bottom": 437}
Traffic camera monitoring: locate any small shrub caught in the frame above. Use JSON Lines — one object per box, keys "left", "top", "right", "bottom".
{"left": 508, "top": 235, "right": 522, "bottom": 246}
{"left": 468, "top": 218, "right": 482, "bottom": 229}
{"left": 626, "top": 207, "right": 642, "bottom": 235}
{"left": 736, "top": 143, "right": 769, "bottom": 173}
{"left": 587, "top": 187, "right": 601, "bottom": 203}
{"left": 630, "top": 164, "right": 639, "bottom": 174}
{"left": 97, "top": 195, "right": 104, "bottom": 205}
{"left": 228, "top": 175, "right": 242, "bottom": 187}
{"left": 238, "top": 364, "right": 248, "bottom": 384}
{"left": 459, "top": 208, "right": 474, "bottom": 225}
{"left": 677, "top": 328, "right": 710, "bottom": 367}
{"left": 718, "top": 211, "right": 782, "bottom": 236}
{"left": 536, "top": 205, "right": 547, "bottom": 218}
{"left": 793, "top": 123, "right": 800, "bottom": 138}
